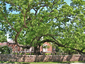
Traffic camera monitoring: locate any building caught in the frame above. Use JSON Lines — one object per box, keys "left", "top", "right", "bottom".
{"left": 0, "top": 41, "right": 53, "bottom": 54}
{"left": 0, "top": 33, "right": 53, "bottom": 54}
{"left": 40, "top": 42, "right": 52, "bottom": 53}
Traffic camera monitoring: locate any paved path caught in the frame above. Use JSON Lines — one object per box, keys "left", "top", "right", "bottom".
{"left": 57, "top": 63, "right": 85, "bottom": 64}
{"left": 0, "top": 63, "right": 85, "bottom": 64}
{"left": 30, "top": 63, "right": 85, "bottom": 64}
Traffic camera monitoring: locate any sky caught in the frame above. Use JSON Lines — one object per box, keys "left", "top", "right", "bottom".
{"left": 6, "top": 0, "right": 72, "bottom": 14}
{"left": 64, "top": 0, "right": 71, "bottom": 5}
{"left": 5, "top": 0, "right": 72, "bottom": 40}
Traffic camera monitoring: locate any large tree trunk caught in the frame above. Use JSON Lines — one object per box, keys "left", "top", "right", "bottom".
{"left": 34, "top": 45, "right": 41, "bottom": 55}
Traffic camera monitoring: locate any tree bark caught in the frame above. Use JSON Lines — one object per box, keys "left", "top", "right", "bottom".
{"left": 34, "top": 45, "right": 41, "bottom": 55}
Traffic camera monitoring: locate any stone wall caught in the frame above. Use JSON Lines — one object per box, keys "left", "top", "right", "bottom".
{"left": 0, "top": 54, "right": 85, "bottom": 62}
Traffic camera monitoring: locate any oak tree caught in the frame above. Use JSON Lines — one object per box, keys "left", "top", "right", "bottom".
{"left": 0, "top": 0, "right": 85, "bottom": 54}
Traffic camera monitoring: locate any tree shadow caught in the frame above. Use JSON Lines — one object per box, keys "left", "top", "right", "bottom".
{"left": 1, "top": 54, "right": 85, "bottom": 63}
{"left": 15, "top": 54, "right": 30, "bottom": 64}
{"left": 52, "top": 55, "right": 65, "bottom": 62}
{"left": 78, "top": 54, "right": 84, "bottom": 62}
{"left": 66, "top": 55, "right": 72, "bottom": 61}
{"left": 34, "top": 52, "right": 46, "bottom": 62}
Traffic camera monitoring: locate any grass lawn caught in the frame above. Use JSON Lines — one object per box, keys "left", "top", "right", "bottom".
{"left": 0, "top": 61, "right": 85, "bottom": 64}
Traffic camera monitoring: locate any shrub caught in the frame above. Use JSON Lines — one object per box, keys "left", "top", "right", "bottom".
{"left": 45, "top": 53, "right": 51, "bottom": 55}
{"left": 0, "top": 46, "right": 12, "bottom": 54}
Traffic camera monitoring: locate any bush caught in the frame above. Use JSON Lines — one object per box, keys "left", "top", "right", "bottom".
{"left": 0, "top": 46, "right": 12, "bottom": 54}
{"left": 26, "top": 53, "right": 34, "bottom": 55}
{"left": 26, "top": 53, "right": 30, "bottom": 55}
{"left": 45, "top": 53, "right": 51, "bottom": 55}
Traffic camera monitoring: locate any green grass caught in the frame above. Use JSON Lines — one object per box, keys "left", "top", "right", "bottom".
{"left": 0, "top": 61, "right": 85, "bottom": 64}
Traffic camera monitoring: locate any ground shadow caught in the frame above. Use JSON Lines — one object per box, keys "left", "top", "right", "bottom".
{"left": 66, "top": 55, "right": 72, "bottom": 61}
{"left": 34, "top": 52, "right": 46, "bottom": 62}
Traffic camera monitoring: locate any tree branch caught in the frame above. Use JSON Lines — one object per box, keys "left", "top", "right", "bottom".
{"left": 5, "top": 1, "right": 24, "bottom": 15}
{"left": 0, "top": 10, "right": 18, "bottom": 32}
{"left": 15, "top": 28, "right": 23, "bottom": 44}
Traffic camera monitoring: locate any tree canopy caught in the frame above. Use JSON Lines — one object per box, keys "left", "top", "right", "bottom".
{"left": 0, "top": 0, "right": 85, "bottom": 54}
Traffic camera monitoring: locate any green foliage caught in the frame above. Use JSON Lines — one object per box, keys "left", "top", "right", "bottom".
{"left": 0, "top": 30, "right": 7, "bottom": 42}
{"left": 0, "top": 46, "right": 12, "bottom": 54}
{"left": 26, "top": 53, "right": 34, "bottom": 55}
{"left": 45, "top": 53, "right": 51, "bottom": 55}
{"left": 0, "top": 0, "right": 85, "bottom": 54}
{"left": 43, "top": 45, "right": 50, "bottom": 49}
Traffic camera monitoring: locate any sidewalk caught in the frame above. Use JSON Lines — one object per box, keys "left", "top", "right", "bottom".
{"left": 30, "top": 63, "right": 85, "bottom": 64}
{"left": 0, "top": 63, "right": 85, "bottom": 64}
{"left": 57, "top": 63, "right": 85, "bottom": 64}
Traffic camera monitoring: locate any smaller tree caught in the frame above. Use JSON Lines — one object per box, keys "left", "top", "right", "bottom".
{"left": 0, "top": 46, "right": 12, "bottom": 54}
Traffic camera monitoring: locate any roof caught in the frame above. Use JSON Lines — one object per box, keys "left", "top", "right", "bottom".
{"left": 7, "top": 40, "right": 15, "bottom": 43}
{"left": 0, "top": 42, "right": 7, "bottom": 47}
